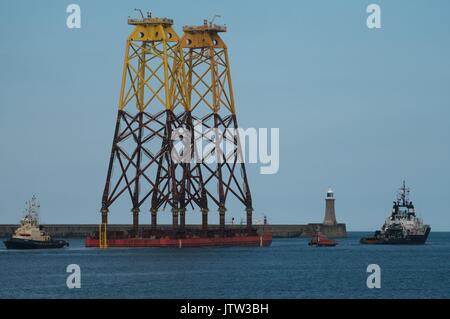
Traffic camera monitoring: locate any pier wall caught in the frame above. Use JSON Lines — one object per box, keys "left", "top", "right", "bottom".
{"left": 265, "top": 223, "right": 347, "bottom": 238}
{"left": 0, "top": 223, "right": 347, "bottom": 239}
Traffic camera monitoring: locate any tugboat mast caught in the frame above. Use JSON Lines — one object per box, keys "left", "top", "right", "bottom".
{"left": 24, "top": 195, "right": 40, "bottom": 225}
{"left": 397, "top": 180, "right": 410, "bottom": 206}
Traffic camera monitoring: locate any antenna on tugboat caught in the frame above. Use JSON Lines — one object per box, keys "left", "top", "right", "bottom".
{"left": 134, "top": 8, "right": 144, "bottom": 19}
{"left": 403, "top": 180, "right": 408, "bottom": 205}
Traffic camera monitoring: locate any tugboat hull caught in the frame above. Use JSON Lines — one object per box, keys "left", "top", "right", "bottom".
{"left": 360, "top": 227, "right": 431, "bottom": 245}
{"left": 4, "top": 238, "right": 69, "bottom": 249}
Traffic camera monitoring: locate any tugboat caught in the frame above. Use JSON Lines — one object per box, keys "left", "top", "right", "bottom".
{"left": 360, "top": 181, "right": 431, "bottom": 245}
{"left": 309, "top": 231, "right": 338, "bottom": 247}
{"left": 3, "top": 196, "right": 69, "bottom": 249}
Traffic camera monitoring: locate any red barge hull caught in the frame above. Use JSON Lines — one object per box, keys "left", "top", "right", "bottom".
{"left": 85, "top": 233, "right": 272, "bottom": 248}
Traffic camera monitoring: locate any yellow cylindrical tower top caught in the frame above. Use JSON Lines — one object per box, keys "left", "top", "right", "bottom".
{"left": 181, "top": 21, "right": 227, "bottom": 50}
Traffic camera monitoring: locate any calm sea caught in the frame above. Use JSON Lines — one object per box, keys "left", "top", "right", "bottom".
{"left": 0, "top": 232, "right": 449, "bottom": 299}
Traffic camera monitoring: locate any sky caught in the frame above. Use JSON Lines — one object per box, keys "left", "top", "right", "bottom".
{"left": 0, "top": 0, "right": 449, "bottom": 230}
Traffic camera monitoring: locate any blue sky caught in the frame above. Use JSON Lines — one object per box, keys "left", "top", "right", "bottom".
{"left": 0, "top": 0, "right": 449, "bottom": 230}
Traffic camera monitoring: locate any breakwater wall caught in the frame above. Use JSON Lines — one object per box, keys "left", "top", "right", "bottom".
{"left": 0, "top": 223, "right": 347, "bottom": 238}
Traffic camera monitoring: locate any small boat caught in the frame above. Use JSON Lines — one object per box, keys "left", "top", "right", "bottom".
{"left": 3, "top": 195, "right": 69, "bottom": 250}
{"left": 308, "top": 231, "right": 337, "bottom": 247}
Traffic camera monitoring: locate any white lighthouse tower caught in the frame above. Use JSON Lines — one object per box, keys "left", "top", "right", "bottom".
{"left": 323, "top": 188, "right": 337, "bottom": 226}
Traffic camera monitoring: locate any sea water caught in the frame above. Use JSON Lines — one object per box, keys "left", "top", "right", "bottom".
{"left": 0, "top": 232, "right": 449, "bottom": 299}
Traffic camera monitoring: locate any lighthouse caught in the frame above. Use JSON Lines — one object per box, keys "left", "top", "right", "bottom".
{"left": 323, "top": 188, "right": 337, "bottom": 226}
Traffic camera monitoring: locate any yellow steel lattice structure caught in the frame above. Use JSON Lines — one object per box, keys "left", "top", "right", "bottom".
{"left": 182, "top": 21, "right": 234, "bottom": 115}
{"left": 119, "top": 17, "right": 189, "bottom": 112}
{"left": 181, "top": 20, "right": 253, "bottom": 230}
{"left": 101, "top": 17, "right": 190, "bottom": 235}
{"left": 100, "top": 16, "right": 253, "bottom": 235}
